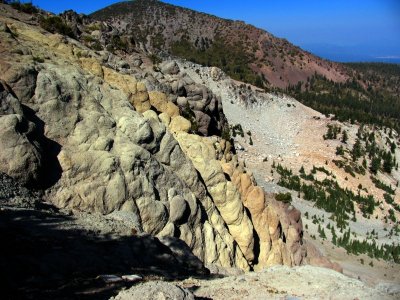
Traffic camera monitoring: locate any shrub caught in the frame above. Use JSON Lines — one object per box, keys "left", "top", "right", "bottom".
{"left": 32, "top": 56, "right": 44, "bottom": 63}
{"left": 324, "top": 124, "right": 341, "bottom": 140}
{"left": 370, "top": 157, "right": 381, "bottom": 174}
{"left": 342, "top": 130, "right": 348, "bottom": 143}
{"left": 231, "top": 124, "right": 244, "bottom": 137}
{"left": 373, "top": 177, "right": 396, "bottom": 195}
{"left": 110, "top": 35, "right": 127, "bottom": 51}
{"left": 90, "top": 40, "right": 102, "bottom": 51}
{"left": 180, "top": 103, "right": 199, "bottom": 134}
{"left": 39, "top": 16, "right": 75, "bottom": 38}
{"left": 9, "top": 1, "right": 38, "bottom": 14}
{"left": 344, "top": 165, "right": 356, "bottom": 177}
{"left": 170, "top": 36, "right": 260, "bottom": 86}
{"left": 82, "top": 35, "right": 95, "bottom": 43}
{"left": 148, "top": 53, "right": 161, "bottom": 65}
{"left": 275, "top": 192, "right": 292, "bottom": 204}
{"left": 85, "top": 23, "right": 101, "bottom": 32}
{"left": 221, "top": 127, "right": 231, "bottom": 141}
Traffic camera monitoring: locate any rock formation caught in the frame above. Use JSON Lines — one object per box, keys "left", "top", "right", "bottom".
{"left": 0, "top": 3, "right": 337, "bottom": 273}
{"left": 0, "top": 80, "right": 43, "bottom": 186}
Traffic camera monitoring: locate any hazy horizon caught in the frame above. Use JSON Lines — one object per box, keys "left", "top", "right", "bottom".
{"left": 22, "top": 0, "right": 400, "bottom": 63}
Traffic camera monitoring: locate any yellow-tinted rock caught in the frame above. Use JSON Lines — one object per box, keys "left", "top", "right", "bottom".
{"left": 175, "top": 133, "right": 255, "bottom": 263}
{"left": 165, "top": 102, "right": 180, "bottom": 118}
{"left": 103, "top": 67, "right": 137, "bottom": 95}
{"left": 221, "top": 162, "right": 234, "bottom": 178}
{"left": 102, "top": 67, "right": 150, "bottom": 112}
{"left": 148, "top": 91, "right": 166, "bottom": 110}
{"left": 228, "top": 159, "right": 307, "bottom": 269}
{"left": 131, "top": 91, "right": 150, "bottom": 113}
{"left": 142, "top": 110, "right": 159, "bottom": 121}
{"left": 169, "top": 116, "right": 191, "bottom": 133}
{"left": 80, "top": 57, "right": 103, "bottom": 78}
{"left": 158, "top": 112, "right": 171, "bottom": 126}
{"left": 244, "top": 186, "right": 265, "bottom": 213}
{"left": 240, "top": 173, "right": 253, "bottom": 198}
{"left": 148, "top": 91, "right": 179, "bottom": 118}
{"left": 136, "top": 81, "right": 147, "bottom": 92}
{"left": 47, "top": 34, "right": 74, "bottom": 56}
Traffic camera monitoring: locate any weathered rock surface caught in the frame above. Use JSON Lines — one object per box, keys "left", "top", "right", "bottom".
{"left": 175, "top": 133, "right": 255, "bottom": 263}
{"left": 0, "top": 80, "right": 43, "bottom": 186}
{"left": 143, "top": 60, "right": 227, "bottom": 136}
{"left": 0, "top": 4, "right": 336, "bottom": 275}
{"left": 111, "top": 281, "right": 195, "bottom": 300}
{"left": 169, "top": 115, "right": 191, "bottom": 133}
{"left": 228, "top": 163, "right": 306, "bottom": 268}
{"left": 160, "top": 60, "right": 180, "bottom": 75}
{"left": 0, "top": 11, "right": 252, "bottom": 270}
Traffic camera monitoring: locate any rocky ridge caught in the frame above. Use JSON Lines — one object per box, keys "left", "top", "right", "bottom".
{"left": 0, "top": 2, "right": 340, "bottom": 279}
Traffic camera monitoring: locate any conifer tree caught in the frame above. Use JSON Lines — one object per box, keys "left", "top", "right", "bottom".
{"left": 342, "top": 130, "right": 348, "bottom": 143}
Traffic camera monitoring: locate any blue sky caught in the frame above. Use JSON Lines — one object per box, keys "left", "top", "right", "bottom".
{"left": 27, "top": 0, "right": 400, "bottom": 62}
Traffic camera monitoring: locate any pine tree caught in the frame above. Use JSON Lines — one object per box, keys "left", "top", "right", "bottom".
{"left": 370, "top": 157, "right": 381, "bottom": 174}
{"left": 352, "top": 139, "right": 363, "bottom": 161}
{"left": 390, "top": 142, "right": 396, "bottom": 154}
{"left": 362, "top": 158, "right": 367, "bottom": 168}
{"left": 320, "top": 228, "right": 327, "bottom": 239}
{"left": 383, "top": 152, "right": 393, "bottom": 173}
{"left": 342, "top": 130, "right": 348, "bottom": 143}
{"left": 336, "top": 145, "right": 344, "bottom": 155}
{"left": 331, "top": 226, "right": 337, "bottom": 245}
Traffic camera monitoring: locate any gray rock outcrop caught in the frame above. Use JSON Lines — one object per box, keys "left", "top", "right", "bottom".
{"left": 0, "top": 80, "right": 43, "bottom": 186}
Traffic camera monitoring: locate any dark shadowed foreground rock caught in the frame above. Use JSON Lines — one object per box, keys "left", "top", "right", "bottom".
{"left": 0, "top": 173, "right": 208, "bottom": 299}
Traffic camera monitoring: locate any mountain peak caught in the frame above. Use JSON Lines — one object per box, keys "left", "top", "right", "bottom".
{"left": 91, "top": 0, "right": 348, "bottom": 88}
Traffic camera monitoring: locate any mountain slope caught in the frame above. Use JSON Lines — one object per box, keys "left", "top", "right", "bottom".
{"left": 90, "top": 0, "right": 349, "bottom": 89}
{"left": 173, "top": 57, "right": 400, "bottom": 288}
{"left": 90, "top": 1, "right": 400, "bottom": 131}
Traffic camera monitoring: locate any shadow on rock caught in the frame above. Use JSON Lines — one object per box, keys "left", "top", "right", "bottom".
{"left": 21, "top": 104, "right": 62, "bottom": 189}
{"left": 0, "top": 205, "right": 209, "bottom": 300}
